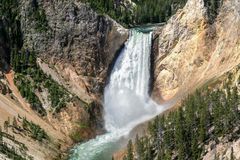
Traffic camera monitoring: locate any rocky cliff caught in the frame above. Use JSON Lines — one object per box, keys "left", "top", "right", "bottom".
{"left": 0, "top": 20, "right": 10, "bottom": 72}
{"left": 152, "top": 0, "right": 240, "bottom": 102}
{"left": 19, "top": 0, "right": 128, "bottom": 142}
{"left": 150, "top": 0, "right": 240, "bottom": 159}
{"left": 0, "top": 0, "right": 128, "bottom": 159}
{"left": 20, "top": 0, "right": 128, "bottom": 101}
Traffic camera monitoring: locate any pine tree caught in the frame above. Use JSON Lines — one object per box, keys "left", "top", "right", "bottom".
{"left": 135, "top": 135, "right": 144, "bottom": 160}
{"left": 199, "top": 104, "right": 208, "bottom": 142}
{"left": 174, "top": 109, "right": 186, "bottom": 160}
{"left": 191, "top": 134, "right": 199, "bottom": 160}
{"left": 4, "top": 119, "right": 9, "bottom": 132}
{"left": 126, "top": 140, "right": 134, "bottom": 160}
{"left": 12, "top": 116, "right": 18, "bottom": 129}
{"left": 164, "top": 149, "right": 171, "bottom": 160}
{"left": 230, "top": 147, "right": 235, "bottom": 160}
{"left": 22, "top": 117, "right": 28, "bottom": 130}
{"left": 144, "top": 140, "right": 152, "bottom": 160}
{"left": 0, "top": 126, "right": 3, "bottom": 144}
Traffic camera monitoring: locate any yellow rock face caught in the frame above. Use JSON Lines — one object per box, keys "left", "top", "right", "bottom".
{"left": 153, "top": 0, "right": 240, "bottom": 102}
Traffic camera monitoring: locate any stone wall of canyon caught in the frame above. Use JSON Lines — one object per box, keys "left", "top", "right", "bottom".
{"left": 152, "top": 0, "right": 240, "bottom": 102}
{"left": 0, "top": 0, "right": 128, "bottom": 159}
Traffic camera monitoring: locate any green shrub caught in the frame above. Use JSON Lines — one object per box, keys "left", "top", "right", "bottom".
{"left": 22, "top": 117, "right": 49, "bottom": 142}
{"left": 69, "top": 129, "right": 82, "bottom": 143}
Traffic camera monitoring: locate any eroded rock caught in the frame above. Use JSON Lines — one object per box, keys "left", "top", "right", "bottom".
{"left": 153, "top": 0, "right": 240, "bottom": 102}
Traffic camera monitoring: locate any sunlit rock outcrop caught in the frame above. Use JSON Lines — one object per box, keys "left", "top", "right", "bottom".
{"left": 153, "top": 0, "right": 240, "bottom": 102}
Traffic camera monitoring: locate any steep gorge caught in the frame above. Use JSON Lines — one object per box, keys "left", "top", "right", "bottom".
{"left": 116, "top": 0, "right": 240, "bottom": 159}
{"left": 117, "top": 0, "right": 240, "bottom": 159}
{"left": 0, "top": 0, "right": 240, "bottom": 159}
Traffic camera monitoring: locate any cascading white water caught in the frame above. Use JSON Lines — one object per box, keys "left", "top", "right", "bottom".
{"left": 70, "top": 29, "right": 165, "bottom": 160}
{"left": 104, "top": 29, "right": 155, "bottom": 132}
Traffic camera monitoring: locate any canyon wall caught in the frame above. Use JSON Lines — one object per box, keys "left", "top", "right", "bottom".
{"left": 19, "top": 0, "right": 128, "bottom": 141}
{"left": 0, "top": 0, "right": 128, "bottom": 159}
{"left": 152, "top": 0, "right": 240, "bottom": 102}
{"left": 0, "top": 20, "right": 10, "bottom": 72}
{"left": 150, "top": 0, "right": 240, "bottom": 158}
{"left": 20, "top": 0, "right": 128, "bottom": 101}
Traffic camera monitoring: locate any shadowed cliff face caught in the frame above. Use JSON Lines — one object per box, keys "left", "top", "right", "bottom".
{"left": 19, "top": 0, "right": 128, "bottom": 151}
{"left": 0, "top": 20, "right": 10, "bottom": 72}
{"left": 152, "top": 0, "right": 240, "bottom": 102}
{"left": 20, "top": 0, "right": 128, "bottom": 103}
{"left": 0, "top": 0, "right": 128, "bottom": 159}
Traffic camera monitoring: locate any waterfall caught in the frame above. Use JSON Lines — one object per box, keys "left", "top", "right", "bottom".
{"left": 70, "top": 29, "right": 165, "bottom": 160}
{"left": 104, "top": 29, "right": 153, "bottom": 132}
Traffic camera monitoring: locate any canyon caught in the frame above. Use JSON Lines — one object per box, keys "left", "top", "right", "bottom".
{"left": 0, "top": 0, "right": 240, "bottom": 159}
